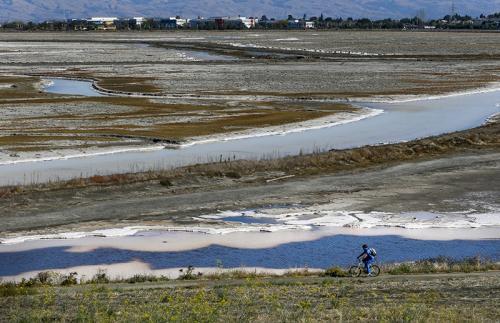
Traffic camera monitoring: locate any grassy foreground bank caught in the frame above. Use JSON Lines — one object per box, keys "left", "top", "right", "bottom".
{"left": 1, "top": 272, "right": 499, "bottom": 322}
{"left": 1, "top": 258, "right": 499, "bottom": 322}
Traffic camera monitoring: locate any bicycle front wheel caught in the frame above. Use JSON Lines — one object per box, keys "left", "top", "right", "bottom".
{"left": 348, "top": 266, "right": 362, "bottom": 277}
{"left": 370, "top": 265, "right": 381, "bottom": 277}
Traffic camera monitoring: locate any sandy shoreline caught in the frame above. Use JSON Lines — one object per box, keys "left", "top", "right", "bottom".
{"left": 1, "top": 197, "right": 499, "bottom": 246}
{"left": 351, "top": 82, "right": 500, "bottom": 103}
{"left": 1, "top": 218, "right": 499, "bottom": 248}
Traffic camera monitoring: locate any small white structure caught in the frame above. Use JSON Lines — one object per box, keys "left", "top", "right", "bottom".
{"left": 305, "top": 21, "right": 315, "bottom": 29}
{"left": 288, "top": 19, "right": 315, "bottom": 29}
{"left": 169, "top": 17, "right": 189, "bottom": 27}
{"left": 133, "top": 17, "right": 145, "bottom": 26}
{"left": 189, "top": 16, "right": 258, "bottom": 29}
{"left": 87, "top": 17, "right": 118, "bottom": 24}
{"left": 86, "top": 17, "right": 118, "bottom": 30}
{"left": 237, "top": 16, "right": 259, "bottom": 28}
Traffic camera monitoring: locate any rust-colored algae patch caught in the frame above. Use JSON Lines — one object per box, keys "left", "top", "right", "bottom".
{"left": 0, "top": 75, "right": 47, "bottom": 100}
{"left": 143, "top": 108, "right": 340, "bottom": 139}
{"left": 39, "top": 103, "right": 352, "bottom": 141}
{"left": 0, "top": 135, "right": 119, "bottom": 144}
{"left": 0, "top": 134, "right": 121, "bottom": 152}
{"left": 96, "top": 77, "right": 162, "bottom": 94}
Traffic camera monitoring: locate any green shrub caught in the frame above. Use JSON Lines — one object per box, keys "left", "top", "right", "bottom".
{"left": 179, "top": 266, "right": 202, "bottom": 280}
{"left": 89, "top": 270, "right": 110, "bottom": 284}
{"left": 323, "top": 267, "right": 347, "bottom": 277}
{"left": 61, "top": 272, "right": 78, "bottom": 286}
{"left": 387, "top": 263, "right": 413, "bottom": 275}
{"left": 385, "top": 256, "right": 499, "bottom": 275}
{"left": 159, "top": 178, "right": 173, "bottom": 187}
{"left": 205, "top": 170, "right": 224, "bottom": 178}
{"left": 224, "top": 171, "right": 242, "bottom": 179}
{"left": 0, "top": 282, "right": 37, "bottom": 297}
{"left": 127, "top": 274, "right": 168, "bottom": 284}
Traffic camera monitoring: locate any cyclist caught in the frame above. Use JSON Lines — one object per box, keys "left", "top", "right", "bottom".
{"left": 357, "top": 244, "right": 376, "bottom": 276}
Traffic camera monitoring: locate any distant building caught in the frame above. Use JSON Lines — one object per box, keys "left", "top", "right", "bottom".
{"left": 288, "top": 19, "right": 315, "bottom": 29}
{"left": 133, "top": 17, "right": 145, "bottom": 27}
{"left": 190, "top": 16, "right": 258, "bottom": 29}
{"left": 162, "top": 17, "right": 189, "bottom": 29}
{"left": 237, "top": 16, "right": 259, "bottom": 28}
{"left": 87, "top": 17, "right": 118, "bottom": 30}
{"left": 114, "top": 18, "right": 141, "bottom": 30}
{"left": 87, "top": 17, "right": 118, "bottom": 23}
{"left": 67, "top": 19, "right": 90, "bottom": 31}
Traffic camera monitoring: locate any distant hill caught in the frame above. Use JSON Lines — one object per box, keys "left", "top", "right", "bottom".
{"left": 1, "top": 0, "right": 499, "bottom": 22}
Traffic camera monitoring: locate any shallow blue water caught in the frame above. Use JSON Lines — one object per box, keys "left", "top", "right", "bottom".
{"left": 1, "top": 235, "right": 498, "bottom": 276}
{"left": 44, "top": 78, "right": 104, "bottom": 97}
{"left": 183, "top": 50, "right": 237, "bottom": 61}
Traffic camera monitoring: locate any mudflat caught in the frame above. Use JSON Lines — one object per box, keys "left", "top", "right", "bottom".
{"left": 0, "top": 31, "right": 499, "bottom": 156}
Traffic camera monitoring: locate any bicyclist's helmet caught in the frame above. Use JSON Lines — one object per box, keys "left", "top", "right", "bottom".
{"left": 362, "top": 244, "right": 368, "bottom": 248}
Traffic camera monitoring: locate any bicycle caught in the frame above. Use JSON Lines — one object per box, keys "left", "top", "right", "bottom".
{"left": 349, "top": 260, "right": 381, "bottom": 277}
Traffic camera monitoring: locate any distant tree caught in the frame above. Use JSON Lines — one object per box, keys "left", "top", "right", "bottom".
{"left": 416, "top": 9, "right": 426, "bottom": 23}
{"left": 287, "top": 15, "right": 294, "bottom": 21}
{"left": 319, "top": 13, "right": 324, "bottom": 21}
{"left": 356, "top": 18, "right": 372, "bottom": 29}
{"left": 3, "top": 21, "right": 25, "bottom": 30}
{"left": 273, "top": 20, "right": 288, "bottom": 28}
{"left": 142, "top": 18, "right": 154, "bottom": 30}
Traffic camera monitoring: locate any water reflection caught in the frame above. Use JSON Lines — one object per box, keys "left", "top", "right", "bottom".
{"left": 1, "top": 234, "right": 498, "bottom": 277}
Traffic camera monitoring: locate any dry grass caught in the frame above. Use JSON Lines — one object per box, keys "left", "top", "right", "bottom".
{"left": 1, "top": 269, "right": 499, "bottom": 322}
{"left": 1, "top": 85, "right": 352, "bottom": 148}
{"left": 0, "top": 75, "right": 46, "bottom": 99}
{"left": 0, "top": 135, "right": 118, "bottom": 145}
{"left": 210, "top": 75, "right": 500, "bottom": 99}
{"left": 385, "top": 256, "right": 500, "bottom": 275}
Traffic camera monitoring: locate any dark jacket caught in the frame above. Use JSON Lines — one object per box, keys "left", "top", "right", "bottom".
{"left": 358, "top": 247, "right": 374, "bottom": 261}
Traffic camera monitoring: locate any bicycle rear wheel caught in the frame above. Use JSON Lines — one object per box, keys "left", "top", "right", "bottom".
{"left": 348, "top": 266, "right": 362, "bottom": 277}
{"left": 370, "top": 265, "right": 381, "bottom": 277}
